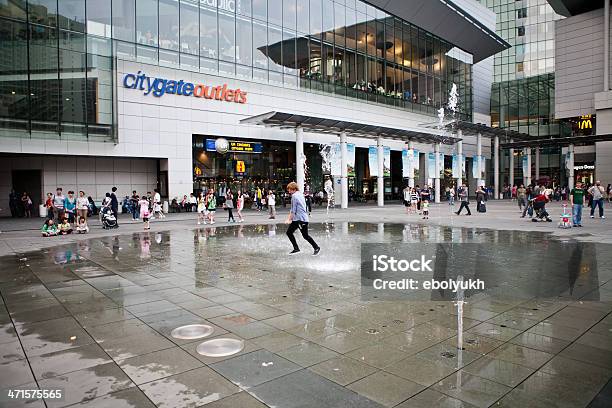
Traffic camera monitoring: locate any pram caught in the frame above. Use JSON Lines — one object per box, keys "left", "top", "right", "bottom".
{"left": 531, "top": 197, "right": 552, "bottom": 222}
{"left": 100, "top": 206, "right": 118, "bottom": 229}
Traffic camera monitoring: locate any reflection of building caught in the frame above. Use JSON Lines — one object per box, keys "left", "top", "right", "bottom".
{"left": 0, "top": 0, "right": 507, "bottom": 213}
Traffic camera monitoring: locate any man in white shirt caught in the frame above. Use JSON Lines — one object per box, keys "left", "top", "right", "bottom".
{"left": 588, "top": 181, "right": 605, "bottom": 219}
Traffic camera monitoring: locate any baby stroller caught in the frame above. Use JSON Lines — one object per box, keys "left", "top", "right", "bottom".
{"left": 559, "top": 204, "right": 572, "bottom": 228}
{"left": 100, "top": 206, "right": 118, "bottom": 229}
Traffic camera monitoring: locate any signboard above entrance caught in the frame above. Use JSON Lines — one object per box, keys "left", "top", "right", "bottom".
{"left": 205, "top": 139, "right": 263, "bottom": 153}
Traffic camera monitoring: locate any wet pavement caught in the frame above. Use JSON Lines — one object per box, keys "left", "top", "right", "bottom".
{"left": 0, "top": 222, "right": 611, "bottom": 407}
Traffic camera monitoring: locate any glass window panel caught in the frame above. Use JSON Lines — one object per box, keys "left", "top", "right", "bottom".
{"left": 268, "top": 0, "right": 281, "bottom": 26}
{"left": 86, "top": 0, "right": 111, "bottom": 37}
{"left": 253, "top": 19, "right": 267, "bottom": 68}
{"left": 200, "top": 56, "right": 218, "bottom": 73}
{"left": 115, "top": 40, "right": 136, "bottom": 60}
{"left": 0, "top": 0, "right": 27, "bottom": 19}
{"left": 112, "top": 0, "right": 135, "bottom": 42}
{"left": 309, "top": 0, "right": 321, "bottom": 36}
{"left": 159, "top": 0, "right": 179, "bottom": 50}
{"left": 356, "top": 12, "right": 366, "bottom": 53}
{"left": 87, "top": 53, "right": 112, "bottom": 125}
{"left": 0, "top": 18, "right": 28, "bottom": 125}
{"left": 252, "top": 0, "right": 265, "bottom": 21}
{"left": 269, "top": 70, "right": 282, "bottom": 85}
{"left": 60, "top": 47, "right": 87, "bottom": 124}
{"left": 384, "top": 22, "right": 394, "bottom": 62}
{"left": 219, "top": 60, "right": 235, "bottom": 76}
{"left": 159, "top": 48, "right": 179, "bottom": 66}
{"left": 296, "top": 0, "right": 308, "bottom": 33}
{"left": 365, "top": 20, "right": 375, "bottom": 56}
{"left": 253, "top": 67, "right": 267, "bottom": 82}
{"left": 29, "top": 24, "right": 59, "bottom": 123}
{"left": 308, "top": 39, "right": 321, "bottom": 81}
{"left": 28, "top": 0, "right": 57, "bottom": 26}
{"left": 356, "top": 53, "right": 365, "bottom": 89}
{"left": 283, "top": 0, "right": 296, "bottom": 31}
{"left": 296, "top": 36, "right": 308, "bottom": 76}
{"left": 375, "top": 21, "right": 383, "bottom": 58}
{"left": 136, "top": 43, "right": 158, "bottom": 63}
{"left": 333, "top": 2, "right": 344, "bottom": 47}
{"left": 282, "top": 30, "right": 296, "bottom": 74}
{"left": 236, "top": 64, "right": 252, "bottom": 79}
{"left": 59, "top": 29, "right": 85, "bottom": 52}
{"left": 180, "top": 0, "right": 199, "bottom": 54}
{"left": 394, "top": 26, "right": 401, "bottom": 64}
{"left": 236, "top": 15, "right": 252, "bottom": 65}
{"left": 321, "top": 0, "right": 332, "bottom": 34}
{"left": 219, "top": 9, "right": 235, "bottom": 62}
{"left": 345, "top": 50, "right": 355, "bottom": 87}
{"left": 267, "top": 24, "right": 282, "bottom": 71}
{"left": 136, "top": 0, "right": 158, "bottom": 46}
{"left": 237, "top": 0, "right": 251, "bottom": 17}
{"left": 321, "top": 42, "right": 333, "bottom": 82}
{"left": 180, "top": 52, "right": 198, "bottom": 69}
{"left": 345, "top": 7, "right": 356, "bottom": 49}
{"left": 58, "top": 0, "right": 85, "bottom": 31}
{"left": 200, "top": 3, "right": 217, "bottom": 59}
{"left": 333, "top": 46, "right": 344, "bottom": 86}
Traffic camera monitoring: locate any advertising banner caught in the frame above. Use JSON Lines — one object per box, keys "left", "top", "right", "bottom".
{"left": 402, "top": 149, "right": 411, "bottom": 178}
{"left": 368, "top": 146, "right": 378, "bottom": 177}
{"left": 452, "top": 154, "right": 461, "bottom": 178}
{"left": 480, "top": 155, "right": 486, "bottom": 179}
{"left": 347, "top": 143, "right": 355, "bottom": 177}
{"left": 331, "top": 143, "right": 342, "bottom": 176}
{"left": 413, "top": 149, "right": 420, "bottom": 175}
{"left": 462, "top": 155, "right": 466, "bottom": 179}
{"left": 522, "top": 155, "right": 529, "bottom": 176}
{"left": 383, "top": 146, "right": 391, "bottom": 177}
{"left": 438, "top": 153, "right": 445, "bottom": 178}
{"left": 427, "top": 153, "right": 436, "bottom": 178}
{"left": 472, "top": 156, "right": 480, "bottom": 179}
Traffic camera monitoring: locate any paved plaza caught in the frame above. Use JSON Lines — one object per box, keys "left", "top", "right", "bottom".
{"left": 1, "top": 201, "right": 611, "bottom": 407}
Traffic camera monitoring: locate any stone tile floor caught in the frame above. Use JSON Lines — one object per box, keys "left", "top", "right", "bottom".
{"left": 0, "top": 222, "right": 611, "bottom": 407}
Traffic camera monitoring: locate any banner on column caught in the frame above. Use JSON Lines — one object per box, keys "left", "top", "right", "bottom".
{"left": 472, "top": 156, "right": 480, "bottom": 179}
{"left": 480, "top": 155, "right": 486, "bottom": 179}
{"left": 427, "top": 153, "right": 436, "bottom": 179}
{"left": 438, "top": 153, "right": 444, "bottom": 178}
{"left": 564, "top": 151, "right": 572, "bottom": 176}
{"left": 402, "top": 149, "right": 411, "bottom": 178}
{"left": 452, "top": 154, "right": 462, "bottom": 178}
{"left": 413, "top": 149, "right": 420, "bottom": 176}
{"left": 522, "top": 155, "right": 528, "bottom": 176}
{"left": 347, "top": 143, "right": 355, "bottom": 177}
{"left": 462, "top": 155, "right": 466, "bottom": 179}
{"left": 383, "top": 146, "right": 391, "bottom": 177}
{"left": 368, "top": 146, "right": 378, "bottom": 177}
{"left": 331, "top": 143, "right": 341, "bottom": 176}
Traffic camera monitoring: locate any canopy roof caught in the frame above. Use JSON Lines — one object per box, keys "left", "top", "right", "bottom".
{"left": 240, "top": 111, "right": 461, "bottom": 145}
{"left": 502, "top": 134, "right": 612, "bottom": 149}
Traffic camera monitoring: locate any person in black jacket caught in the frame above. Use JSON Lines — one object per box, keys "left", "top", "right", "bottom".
{"left": 110, "top": 187, "right": 119, "bottom": 222}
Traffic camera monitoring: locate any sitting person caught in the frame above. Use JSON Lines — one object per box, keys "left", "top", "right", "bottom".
{"left": 76, "top": 216, "right": 89, "bottom": 234}
{"left": 41, "top": 219, "right": 58, "bottom": 237}
{"left": 58, "top": 218, "right": 73, "bottom": 235}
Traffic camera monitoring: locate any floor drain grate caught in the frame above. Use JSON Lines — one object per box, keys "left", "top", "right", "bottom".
{"left": 171, "top": 324, "right": 214, "bottom": 340}
{"left": 441, "top": 351, "right": 456, "bottom": 359}
{"left": 465, "top": 339, "right": 478, "bottom": 345}
{"left": 366, "top": 329, "right": 380, "bottom": 334}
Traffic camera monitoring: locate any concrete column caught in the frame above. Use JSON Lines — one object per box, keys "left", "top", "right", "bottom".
{"left": 476, "top": 133, "right": 482, "bottom": 187}
{"left": 509, "top": 139, "right": 514, "bottom": 187}
{"left": 408, "top": 140, "right": 415, "bottom": 188}
{"left": 456, "top": 135, "right": 463, "bottom": 188}
{"left": 295, "top": 127, "right": 305, "bottom": 192}
{"left": 535, "top": 147, "right": 540, "bottom": 182}
{"left": 524, "top": 148, "right": 532, "bottom": 186}
{"left": 434, "top": 142, "right": 441, "bottom": 203}
{"left": 568, "top": 143, "right": 575, "bottom": 190}
{"left": 377, "top": 136, "right": 384, "bottom": 207}
{"left": 605, "top": 0, "right": 610, "bottom": 91}
{"left": 494, "top": 135, "right": 500, "bottom": 199}
{"left": 340, "top": 131, "right": 348, "bottom": 209}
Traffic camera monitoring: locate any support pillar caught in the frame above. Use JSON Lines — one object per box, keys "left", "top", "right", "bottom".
{"left": 568, "top": 143, "right": 575, "bottom": 190}
{"left": 295, "top": 127, "right": 305, "bottom": 192}
{"left": 535, "top": 147, "right": 540, "bottom": 182}
{"left": 494, "top": 135, "right": 500, "bottom": 199}
{"left": 340, "top": 132, "right": 348, "bottom": 209}
{"left": 456, "top": 134, "right": 463, "bottom": 188}
{"left": 434, "top": 142, "right": 441, "bottom": 203}
{"left": 605, "top": 0, "right": 610, "bottom": 91}
{"left": 509, "top": 139, "right": 514, "bottom": 187}
{"left": 476, "top": 133, "right": 482, "bottom": 187}
{"left": 408, "top": 140, "right": 415, "bottom": 188}
{"left": 524, "top": 148, "right": 532, "bottom": 186}
{"left": 377, "top": 136, "right": 384, "bottom": 207}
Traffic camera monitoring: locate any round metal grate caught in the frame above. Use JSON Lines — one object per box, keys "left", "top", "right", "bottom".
{"left": 196, "top": 338, "right": 245, "bottom": 357}
{"left": 171, "top": 324, "right": 214, "bottom": 340}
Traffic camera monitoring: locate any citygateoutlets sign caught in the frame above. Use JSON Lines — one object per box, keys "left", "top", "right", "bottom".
{"left": 122, "top": 71, "right": 247, "bottom": 104}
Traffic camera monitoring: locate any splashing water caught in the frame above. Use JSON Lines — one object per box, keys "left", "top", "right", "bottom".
{"left": 319, "top": 144, "right": 334, "bottom": 173}
{"left": 448, "top": 83, "right": 459, "bottom": 117}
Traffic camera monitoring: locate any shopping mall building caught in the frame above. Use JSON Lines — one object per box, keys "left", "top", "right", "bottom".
{"left": 0, "top": 0, "right": 509, "bottom": 214}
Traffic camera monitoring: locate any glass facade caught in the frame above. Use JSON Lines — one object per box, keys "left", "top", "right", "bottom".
{"left": 480, "top": 0, "right": 565, "bottom": 138}
{"left": 0, "top": 0, "right": 474, "bottom": 141}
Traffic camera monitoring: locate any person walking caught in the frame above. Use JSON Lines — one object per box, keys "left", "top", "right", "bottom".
{"left": 570, "top": 181, "right": 585, "bottom": 227}
{"left": 448, "top": 186, "right": 455, "bottom": 206}
{"left": 517, "top": 184, "right": 527, "bottom": 212}
{"left": 226, "top": 189, "right": 235, "bottom": 222}
{"left": 206, "top": 189, "right": 217, "bottom": 224}
{"left": 77, "top": 191, "right": 89, "bottom": 224}
{"left": 455, "top": 184, "right": 471, "bottom": 215}
{"left": 21, "top": 192, "right": 32, "bottom": 218}
{"left": 110, "top": 187, "right": 119, "bottom": 222}
{"left": 197, "top": 192, "right": 207, "bottom": 225}
{"left": 138, "top": 195, "right": 151, "bottom": 230}
{"left": 153, "top": 188, "right": 164, "bottom": 219}
{"left": 476, "top": 185, "right": 486, "bottom": 213}
{"left": 403, "top": 185, "right": 411, "bottom": 214}
{"left": 130, "top": 190, "right": 140, "bottom": 221}
{"left": 285, "top": 182, "right": 320, "bottom": 256}
{"left": 236, "top": 190, "right": 245, "bottom": 222}
{"left": 521, "top": 185, "right": 534, "bottom": 218}
{"left": 588, "top": 181, "right": 605, "bottom": 219}
{"left": 267, "top": 190, "right": 276, "bottom": 219}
